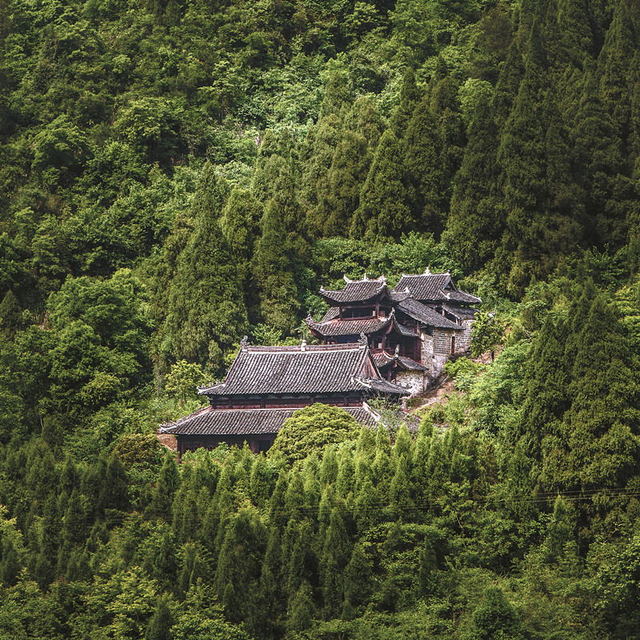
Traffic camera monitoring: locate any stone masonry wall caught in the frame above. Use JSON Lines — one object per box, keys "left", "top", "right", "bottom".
{"left": 395, "top": 370, "right": 428, "bottom": 396}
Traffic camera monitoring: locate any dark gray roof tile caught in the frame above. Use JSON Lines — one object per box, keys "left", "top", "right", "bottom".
{"left": 160, "top": 405, "right": 378, "bottom": 435}
{"left": 393, "top": 273, "right": 452, "bottom": 300}
{"left": 306, "top": 315, "right": 392, "bottom": 337}
{"left": 396, "top": 298, "right": 462, "bottom": 330}
{"left": 320, "top": 278, "right": 387, "bottom": 304}
{"left": 200, "top": 344, "right": 390, "bottom": 396}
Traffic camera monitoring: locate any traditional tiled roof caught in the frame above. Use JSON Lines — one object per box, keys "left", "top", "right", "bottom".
{"left": 356, "top": 378, "right": 411, "bottom": 394}
{"left": 393, "top": 317, "right": 418, "bottom": 337}
{"left": 442, "top": 290, "right": 481, "bottom": 304}
{"left": 319, "top": 276, "right": 387, "bottom": 304}
{"left": 373, "top": 351, "right": 429, "bottom": 372}
{"left": 199, "top": 342, "right": 406, "bottom": 397}
{"left": 160, "top": 405, "right": 378, "bottom": 436}
{"left": 396, "top": 298, "right": 462, "bottom": 330}
{"left": 441, "top": 303, "right": 477, "bottom": 320}
{"left": 320, "top": 307, "right": 340, "bottom": 322}
{"left": 306, "top": 315, "right": 392, "bottom": 337}
{"left": 393, "top": 272, "right": 452, "bottom": 300}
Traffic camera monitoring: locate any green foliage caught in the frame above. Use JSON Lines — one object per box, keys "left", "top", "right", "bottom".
{"left": 164, "top": 361, "right": 208, "bottom": 406}
{"left": 470, "top": 312, "right": 506, "bottom": 359}
{"left": 269, "top": 404, "right": 361, "bottom": 464}
{"left": 0, "top": 1, "right": 639, "bottom": 638}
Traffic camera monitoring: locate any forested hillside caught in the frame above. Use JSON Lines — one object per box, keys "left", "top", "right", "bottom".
{"left": 1, "top": 0, "right": 640, "bottom": 637}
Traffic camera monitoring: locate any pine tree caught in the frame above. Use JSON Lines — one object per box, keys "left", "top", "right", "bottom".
{"left": 597, "top": 0, "right": 638, "bottom": 149}
{"left": 163, "top": 163, "right": 248, "bottom": 371}
{"left": 286, "top": 580, "right": 315, "bottom": 634}
{"left": 342, "top": 542, "right": 373, "bottom": 614}
{"left": 573, "top": 69, "right": 628, "bottom": 248}
{"left": 319, "top": 130, "right": 370, "bottom": 235}
{"left": 302, "top": 114, "right": 343, "bottom": 234}
{"left": 146, "top": 597, "right": 173, "bottom": 640}
{"left": 219, "top": 187, "right": 263, "bottom": 318}
{"left": 497, "top": 20, "right": 585, "bottom": 293}
{"left": 543, "top": 496, "right": 578, "bottom": 563}
{"left": 320, "top": 501, "right": 352, "bottom": 616}
{"left": 215, "top": 508, "right": 266, "bottom": 624}
{"left": 350, "top": 129, "right": 413, "bottom": 240}
{"left": 253, "top": 156, "right": 308, "bottom": 333}
{"left": 517, "top": 314, "right": 571, "bottom": 463}
{"left": 558, "top": 295, "right": 640, "bottom": 492}
{"left": 390, "top": 68, "right": 420, "bottom": 136}
{"left": 402, "top": 94, "right": 444, "bottom": 234}
{"left": 148, "top": 455, "right": 180, "bottom": 521}
{"left": 444, "top": 93, "right": 503, "bottom": 271}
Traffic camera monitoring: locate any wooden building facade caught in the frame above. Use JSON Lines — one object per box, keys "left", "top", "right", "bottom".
{"left": 306, "top": 270, "right": 480, "bottom": 393}
{"left": 160, "top": 340, "right": 407, "bottom": 455}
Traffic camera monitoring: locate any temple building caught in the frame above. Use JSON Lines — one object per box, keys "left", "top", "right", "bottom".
{"left": 160, "top": 337, "right": 408, "bottom": 455}
{"left": 306, "top": 269, "right": 480, "bottom": 393}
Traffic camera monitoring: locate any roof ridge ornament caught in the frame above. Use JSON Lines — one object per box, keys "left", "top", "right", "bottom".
{"left": 240, "top": 336, "right": 250, "bottom": 350}
{"left": 343, "top": 274, "right": 353, "bottom": 283}
{"left": 358, "top": 332, "right": 368, "bottom": 349}
{"left": 394, "top": 344, "right": 400, "bottom": 357}
{"left": 300, "top": 339, "right": 307, "bottom": 351}
{"left": 424, "top": 266, "right": 431, "bottom": 275}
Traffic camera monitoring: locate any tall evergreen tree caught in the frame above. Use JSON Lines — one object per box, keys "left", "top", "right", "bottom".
{"left": 163, "top": 163, "right": 248, "bottom": 371}
{"left": 444, "top": 93, "right": 502, "bottom": 271}
{"left": 402, "top": 93, "right": 445, "bottom": 234}
{"left": 145, "top": 597, "right": 173, "bottom": 640}
{"left": 350, "top": 130, "right": 413, "bottom": 240}
{"left": 253, "top": 156, "right": 308, "bottom": 333}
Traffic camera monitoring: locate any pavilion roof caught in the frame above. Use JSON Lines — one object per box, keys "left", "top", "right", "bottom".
{"left": 319, "top": 276, "right": 387, "bottom": 304}
{"left": 393, "top": 271, "right": 481, "bottom": 305}
{"left": 373, "top": 350, "right": 430, "bottom": 372}
{"left": 160, "top": 405, "right": 378, "bottom": 436}
{"left": 396, "top": 298, "right": 463, "bottom": 330}
{"left": 199, "top": 342, "right": 408, "bottom": 397}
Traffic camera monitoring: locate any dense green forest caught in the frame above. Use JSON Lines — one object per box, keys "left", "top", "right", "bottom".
{"left": 1, "top": 0, "right": 640, "bottom": 636}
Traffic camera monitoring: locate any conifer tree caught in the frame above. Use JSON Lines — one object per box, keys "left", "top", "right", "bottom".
{"left": 320, "top": 501, "right": 351, "bottom": 616}
{"left": 146, "top": 597, "right": 173, "bottom": 640}
{"left": 253, "top": 526, "right": 284, "bottom": 638}
{"left": 286, "top": 581, "right": 315, "bottom": 634}
{"left": 253, "top": 156, "right": 308, "bottom": 333}
{"left": 444, "top": 94, "right": 502, "bottom": 271}
{"left": 302, "top": 114, "right": 343, "bottom": 234}
{"left": 517, "top": 314, "right": 571, "bottom": 462}
{"left": 219, "top": 187, "right": 263, "bottom": 317}
{"left": 402, "top": 94, "right": 444, "bottom": 234}
{"left": 557, "top": 295, "right": 640, "bottom": 492}
{"left": 390, "top": 68, "right": 420, "bottom": 136}
{"left": 573, "top": 69, "right": 628, "bottom": 248}
{"left": 319, "top": 131, "right": 370, "bottom": 235}
{"left": 163, "top": 163, "right": 248, "bottom": 371}
{"left": 350, "top": 129, "right": 414, "bottom": 240}
{"left": 342, "top": 542, "right": 373, "bottom": 614}
{"left": 543, "top": 496, "right": 577, "bottom": 563}
{"left": 497, "top": 21, "right": 584, "bottom": 292}
{"left": 214, "top": 508, "right": 266, "bottom": 623}
{"left": 148, "top": 455, "right": 180, "bottom": 521}
{"left": 597, "top": 0, "right": 638, "bottom": 148}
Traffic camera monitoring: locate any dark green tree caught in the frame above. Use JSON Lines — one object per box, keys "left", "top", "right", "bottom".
{"left": 163, "top": 164, "right": 248, "bottom": 372}
{"left": 145, "top": 597, "right": 173, "bottom": 640}
{"left": 350, "top": 130, "right": 413, "bottom": 240}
